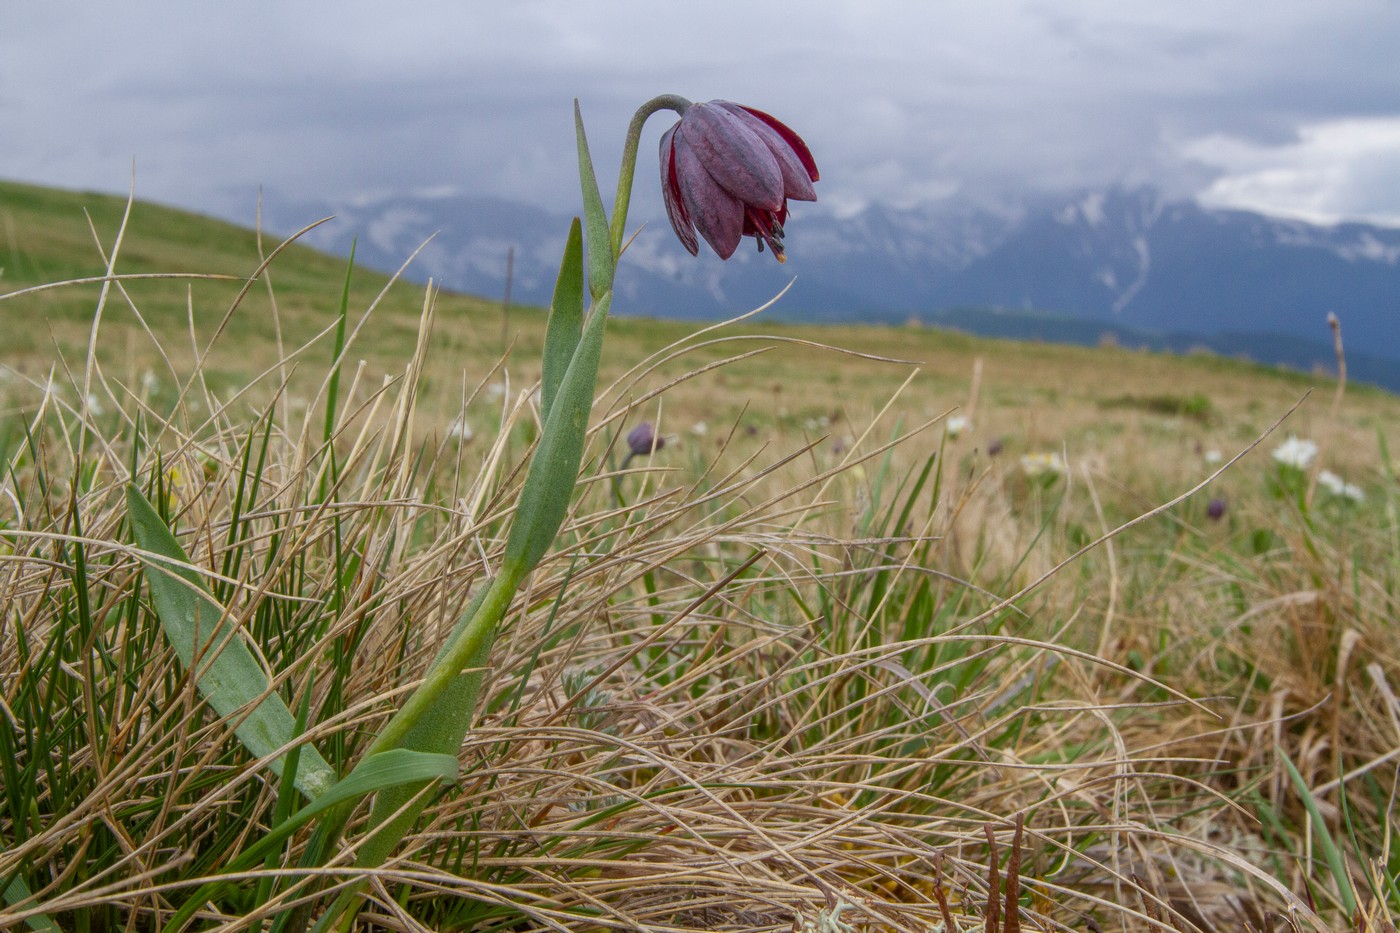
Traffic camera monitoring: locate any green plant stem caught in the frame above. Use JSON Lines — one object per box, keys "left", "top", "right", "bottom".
{"left": 363, "top": 564, "right": 524, "bottom": 761}
{"left": 608, "top": 94, "right": 691, "bottom": 257}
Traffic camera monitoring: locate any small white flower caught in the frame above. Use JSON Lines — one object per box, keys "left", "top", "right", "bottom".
{"left": 486, "top": 382, "right": 507, "bottom": 399}
{"left": 447, "top": 416, "right": 473, "bottom": 442}
{"left": 690, "top": 421, "right": 708, "bottom": 436}
{"left": 140, "top": 370, "right": 160, "bottom": 394}
{"left": 945, "top": 415, "right": 970, "bottom": 439}
{"left": 1272, "top": 436, "right": 1318, "bottom": 470}
{"left": 1317, "top": 469, "right": 1365, "bottom": 502}
{"left": 1203, "top": 449, "right": 1224, "bottom": 465}
{"left": 85, "top": 393, "right": 104, "bottom": 416}
{"left": 1020, "top": 451, "right": 1066, "bottom": 478}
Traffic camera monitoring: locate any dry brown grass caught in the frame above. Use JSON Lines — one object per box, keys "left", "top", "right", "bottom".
{"left": 3, "top": 191, "right": 1399, "bottom": 932}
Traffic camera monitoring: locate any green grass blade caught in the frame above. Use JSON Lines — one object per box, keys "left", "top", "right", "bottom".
{"left": 254, "top": 679, "right": 315, "bottom": 911}
{"left": 541, "top": 218, "right": 584, "bottom": 422}
{"left": 124, "top": 483, "right": 336, "bottom": 800}
{"left": 573, "top": 100, "right": 613, "bottom": 300}
{"left": 1280, "top": 748, "right": 1357, "bottom": 916}
{"left": 322, "top": 239, "right": 356, "bottom": 448}
{"left": 504, "top": 291, "right": 612, "bottom": 574}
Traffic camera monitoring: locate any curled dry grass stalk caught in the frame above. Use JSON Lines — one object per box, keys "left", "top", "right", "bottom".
{"left": 1, "top": 220, "right": 1396, "bottom": 932}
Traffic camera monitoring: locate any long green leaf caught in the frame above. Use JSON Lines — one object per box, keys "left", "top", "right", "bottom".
{"left": 573, "top": 99, "right": 613, "bottom": 300}
{"left": 1281, "top": 749, "right": 1357, "bottom": 916}
{"left": 1, "top": 854, "right": 60, "bottom": 933}
{"left": 223, "top": 749, "right": 458, "bottom": 876}
{"left": 541, "top": 218, "right": 584, "bottom": 421}
{"left": 125, "top": 484, "right": 336, "bottom": 800}
{"left": 162, "top": 750, "right": 457, "bottom": 933}
{"left": 353, "top": 585, "right": 494, "bottom": 870}
{"left": 504, "top": 291, "right": 612, "bottom": 574}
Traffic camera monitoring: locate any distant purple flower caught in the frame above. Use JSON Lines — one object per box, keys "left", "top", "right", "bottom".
{"left": 986, "top": 437, "right": 1005, "bottom": 457}
{"left": 626, "top": 422, "right": 664, "bottom": 458}
{"left": 1207, "top": 497, "right": 1227, "bottom": 521}
{"left": 660, "top": 100, "right": 819, "bottom": 262}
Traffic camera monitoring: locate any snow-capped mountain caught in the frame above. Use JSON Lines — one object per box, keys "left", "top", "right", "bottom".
{"left": 260, "top": 185, "right": 1400, "bottom": 386}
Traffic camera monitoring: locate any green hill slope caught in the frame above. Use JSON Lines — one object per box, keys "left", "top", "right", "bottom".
{"left": 1, "top": 178, "right": 505, "bottom": 361}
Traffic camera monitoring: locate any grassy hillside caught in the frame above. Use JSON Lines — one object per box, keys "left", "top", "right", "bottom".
{"left": 3, "top": 179, "right": 1399, "bottom": 932}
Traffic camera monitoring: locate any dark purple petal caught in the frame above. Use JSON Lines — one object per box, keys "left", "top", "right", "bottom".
{"left": 733, "top": 105, "right": 819, "bottom": 183}
{"left": 679, "top": 102, "right": 784, "bottom": 212}
{"left": 673, "top": 131, "right": 744, "bottom": 259}
{"left": 717, "top": 102, "right": 817, "bottom": 202}
{"left": 659, "top": 127, "right": 698, "bottom": 255}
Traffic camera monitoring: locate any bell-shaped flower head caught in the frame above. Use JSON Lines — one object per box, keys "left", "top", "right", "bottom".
{"left": 660, "top": 100, "right": 819, "bottom": 262}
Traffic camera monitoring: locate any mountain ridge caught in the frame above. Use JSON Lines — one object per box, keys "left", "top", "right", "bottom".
{"left": 258, "top": 184, "right": 1400, "bottom": 387}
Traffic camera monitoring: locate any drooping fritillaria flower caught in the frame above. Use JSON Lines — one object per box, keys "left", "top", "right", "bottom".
{"left": 1207, "top": 497, "right": 1227, "bottom": 521}
{"left": 659, "top": 100, "right": 819, "bottom": 262}
{"left": 626, "top": 422, "right": 664, "bottom": 458}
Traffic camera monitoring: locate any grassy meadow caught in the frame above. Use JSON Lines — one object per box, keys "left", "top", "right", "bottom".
{"left": 2, "top": 177, "right": 1399, "bottom": 932}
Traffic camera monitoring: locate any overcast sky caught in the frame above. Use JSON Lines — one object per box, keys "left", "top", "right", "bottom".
{"left": 4, "top": 1, "right": 1400, "bottom": 229}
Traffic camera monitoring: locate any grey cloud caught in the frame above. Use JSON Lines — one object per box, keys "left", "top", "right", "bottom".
{"left": 3, "top": 1, "right": 1400, "bottom": 226}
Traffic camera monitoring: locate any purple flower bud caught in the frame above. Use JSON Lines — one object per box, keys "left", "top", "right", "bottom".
{"left": 986, "top": 437, "right": 1005, "bottom": 457}
{"left": 660, "top": 101, "right": 819, "bottom": 262}
{"left": 1207, "top": 497, "right": 1227, "bottom": 521}
{"left": 626, "top": 422, "right": 664, "bottom": 458}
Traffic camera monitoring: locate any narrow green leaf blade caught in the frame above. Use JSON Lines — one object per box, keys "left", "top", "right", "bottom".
{"left": 541, "top": 218, "right": 584, "bottom": 421}
{"left": 228, "top": 749, "right": 457, "bottom": 875}
{"left": 1, "top": 852, "right": 61, "bottom": 933}
{"left": 574, "top": 99, "right": 613, "bottom": 300}
{"left": 353, "top": 586, "right": 494, "bottom": 869}
{"left": 161, "top": 750, "right": 458, "bottom": 933}
{"left": 125, "top": 484, "right": 336, "bottom": 799}
{"left": 505, "top": 291, "right": 612, "bottom": 573}
{"left": 1281, "top": 749, "right": 1357, "bottom": 916}
{"left": 284, "top": 749, "right": 458, "bottom": 831}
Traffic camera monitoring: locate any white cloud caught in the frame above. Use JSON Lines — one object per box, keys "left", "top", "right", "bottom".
{"left": 1185, "top": 117, "right": 1400, "bottom": 226}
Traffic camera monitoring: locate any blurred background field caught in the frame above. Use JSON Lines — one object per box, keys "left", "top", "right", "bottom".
{"left": 5, "top": 178, "right": 1395, "bottom": 480}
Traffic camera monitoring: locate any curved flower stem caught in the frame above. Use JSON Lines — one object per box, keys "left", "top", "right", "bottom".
{"left": 609, "top": 93, "right": 691, "bottom": 257}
